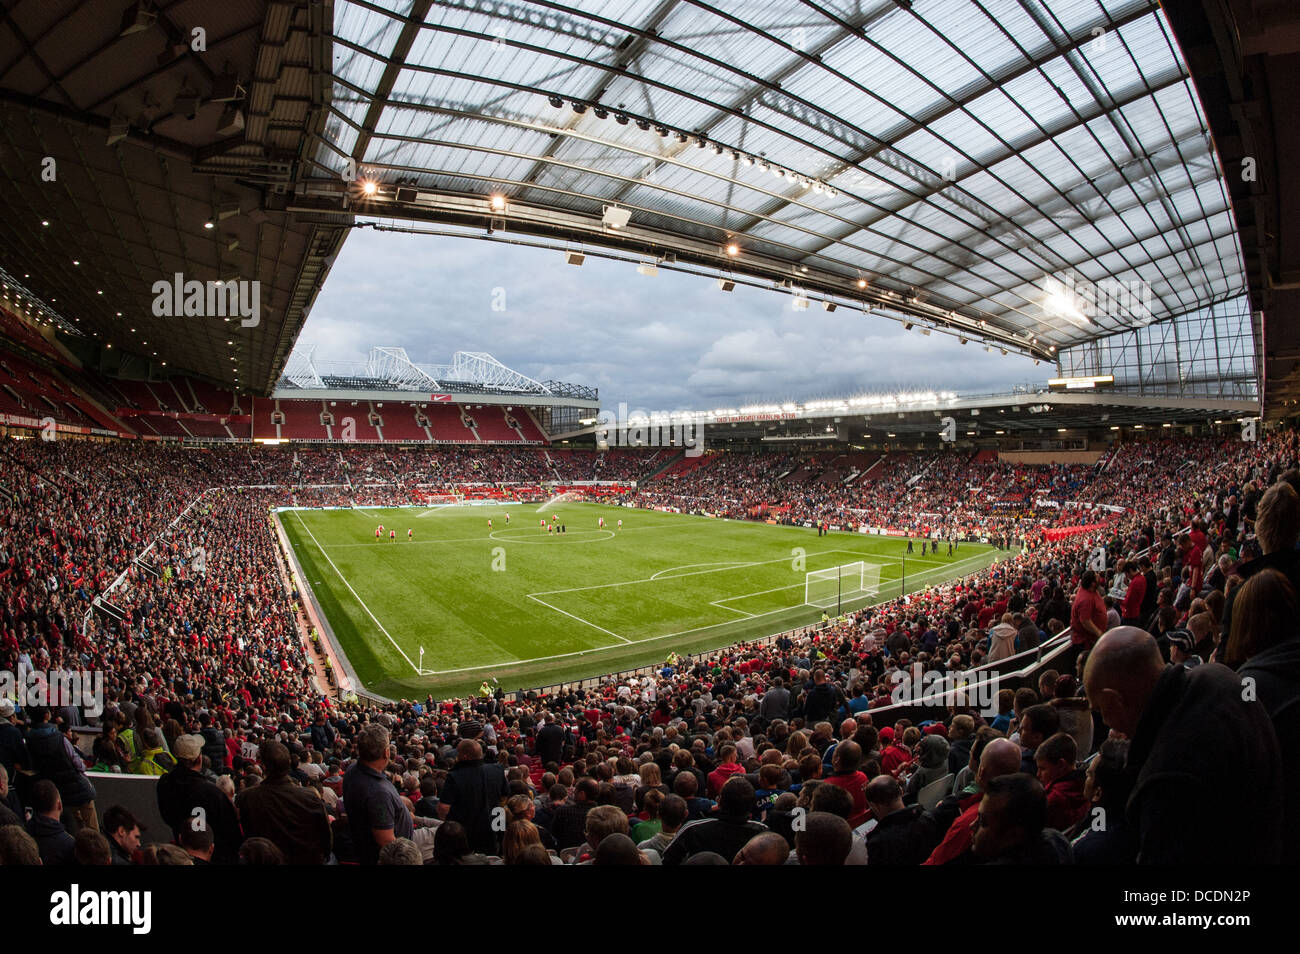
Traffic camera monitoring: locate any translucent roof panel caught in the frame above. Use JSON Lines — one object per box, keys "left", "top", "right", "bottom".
{"left": 327, "top": 0, "right": 1247, "bottom": 358}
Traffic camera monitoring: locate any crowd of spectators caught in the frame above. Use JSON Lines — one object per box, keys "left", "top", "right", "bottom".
{"left": 0, "top": 428, "right": 1295, "bottom": 866}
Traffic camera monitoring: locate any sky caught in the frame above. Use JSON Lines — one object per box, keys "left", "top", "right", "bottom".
{"left": 296, "top": 226, "right": 1046, "bottom": 413}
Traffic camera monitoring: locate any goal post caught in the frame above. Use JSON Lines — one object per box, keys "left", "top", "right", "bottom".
{"left": 804, "top": 561, "right": 882, "bottom": 610}
{"left": 422, "top": 492, "right": 464, "bottom": 506}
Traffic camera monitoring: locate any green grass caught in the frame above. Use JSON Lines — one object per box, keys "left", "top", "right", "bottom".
{"left": 279, "top": 502, "right": 1002, "bottom": 699}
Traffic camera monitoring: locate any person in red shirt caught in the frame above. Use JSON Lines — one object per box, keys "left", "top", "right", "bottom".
{"left": 1036, "top": 732, "right": 1089, "bottom": 831}
{"left": 707, "top": 744, "right": 745, "bottom": 798}
{"left": 879, "top": 728, "right": 911, "bottom": 777}
{"left": 924, "top": 738, "right": 1023, "bottom": 865}
{"left": 1120, "top": 559, "right": 1147, "bottom": 626}
{"left": 1069, "top": 570, "right": 1107, "bottom": 650}
{"left": 820, "top": 740, "right": 870, "bottom": 827}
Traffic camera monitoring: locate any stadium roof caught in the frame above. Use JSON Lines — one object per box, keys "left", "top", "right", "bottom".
{"left": 0, "top": 0, "right": 344, "bottom": 394}
{"left": 1163, "top": 0, "right": 1300, "bottom": 418}
{"left": 320, "top": 0, "right": 1242, "bottom": 360}
{"left": 277, "top": 344, "right": 598, "bottom": 401}
{"left": 0, "top": 0, "right": 1269, "bottom": 397}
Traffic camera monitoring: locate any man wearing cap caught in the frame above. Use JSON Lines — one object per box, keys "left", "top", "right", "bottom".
{"left": 156, "top": 733, "right": 243, "bottom": 864}
{"left": 1167, "top": 631, "right": 1203, "bottom": 669}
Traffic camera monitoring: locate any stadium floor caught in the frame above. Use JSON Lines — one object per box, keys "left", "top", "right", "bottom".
{"left": 280, "top": 502, "right": 1002, "bottom": 698}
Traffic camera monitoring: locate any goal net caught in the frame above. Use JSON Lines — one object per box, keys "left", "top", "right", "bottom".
{"left": 422, "top": 492, "right": 464, "bottom": 506}
{"left": 805, "top": 561, "right": 881, "bottom": 609}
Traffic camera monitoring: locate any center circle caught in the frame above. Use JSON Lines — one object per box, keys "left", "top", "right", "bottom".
{"left": 488, "top": 528, "right": 616, "bottom": 544}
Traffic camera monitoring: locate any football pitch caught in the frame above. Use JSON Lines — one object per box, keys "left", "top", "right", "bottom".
{"left": 279, "top": 502, "right": 1003, "bottom": 699}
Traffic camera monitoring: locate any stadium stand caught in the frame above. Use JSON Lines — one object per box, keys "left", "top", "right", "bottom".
{"left": 0, "top": 428, "right": 1294, "bottom": 867}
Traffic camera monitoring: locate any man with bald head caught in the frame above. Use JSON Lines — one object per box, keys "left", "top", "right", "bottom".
{"left": 733, "top": 831, "right": 791, "bottom": 865}
{"left": 923, "top": 737, "right": 1023, "bottom": 865}
{"left": 1084, "top": 626, "right": 1282, "bottom": 864}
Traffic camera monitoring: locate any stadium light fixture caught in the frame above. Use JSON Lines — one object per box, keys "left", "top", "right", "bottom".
{"left": 717, "top": 278, "right": 736, "bottom": 292}
{"left": 572, "top": 102, "right": 587, "bottom": 114}
{"left": 602, "top": 205, "right": 632, "bottom": 229}
{"left": 489, "top": 194, "right": 507, "bottom": 211}
{"left": 565, "top": 251, "right": 585, "bottom": 266}
{"left": 548, "top": 95, "right": 563, "bottom": 108}
{"left": 903, "top": 322, "right": 913, "bottom": 331}
{"left": 725, "top": 243, "right": 740, "bottom": 256}
{"left": 637, "top": 263, "right": 658, "bottom": 277}
{"left": 857, "top": 278, "right": 867, "bottom": 289}
{"left": 822, "top": 302, "right": 837, "bottom": 312}
{"left": 593, "top": 107, "right": 608, "bottom": 119}
{"left": 361, "top": 180, "right": 378, "bottom": 195}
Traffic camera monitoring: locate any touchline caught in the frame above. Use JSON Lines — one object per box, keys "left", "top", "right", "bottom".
{"left": 49, "top": 885, "right": 151, "bottom": 935}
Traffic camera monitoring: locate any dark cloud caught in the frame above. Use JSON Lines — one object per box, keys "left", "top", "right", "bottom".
{"left": 298, "top": 229, "right": 1044, "bottom": 410}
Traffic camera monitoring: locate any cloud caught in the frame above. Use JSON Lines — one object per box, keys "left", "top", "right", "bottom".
{"left": 298, "top": 229, "right": 1043, "bottom": 407}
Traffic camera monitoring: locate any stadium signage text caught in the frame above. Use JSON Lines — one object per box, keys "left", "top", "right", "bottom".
{"left": 712, "top": 412, "right": 800, "bottom": 424}
{"left": 151, "top": 272, "right": 261, "bottom": 327}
